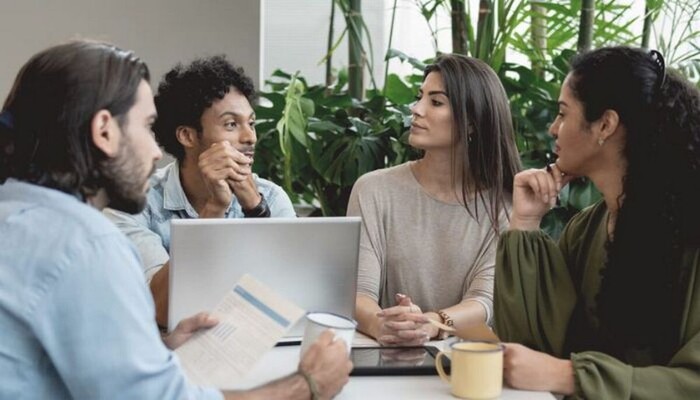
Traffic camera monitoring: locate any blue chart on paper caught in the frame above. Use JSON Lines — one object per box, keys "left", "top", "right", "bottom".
{"left": 233, "top": 285, "right": 291, "bottom": 328}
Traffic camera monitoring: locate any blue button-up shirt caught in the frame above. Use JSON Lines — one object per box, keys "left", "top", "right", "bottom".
{"left": 0, "top": 180, "right": 222, "bottom": 400}
{"left": 104, "top": 161, "right": 296, "bottom": 281}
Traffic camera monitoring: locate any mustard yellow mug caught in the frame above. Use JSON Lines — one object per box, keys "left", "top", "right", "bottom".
{"left": 435, "top": 341, "right": 504, "bottom": 399}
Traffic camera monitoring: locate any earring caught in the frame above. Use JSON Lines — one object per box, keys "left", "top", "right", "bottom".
{"left": 598, "top": 138, "right": 605, "bottom": 146}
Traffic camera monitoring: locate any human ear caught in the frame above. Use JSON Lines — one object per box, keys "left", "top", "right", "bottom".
{"left": 91, "top": 110, "right": 120, "bottom": 157}
{"left": 175, "top": 126, "right": 198, "bottom": 149}
{"left": 597, "top": 109, "right": 620, "bottom": 142}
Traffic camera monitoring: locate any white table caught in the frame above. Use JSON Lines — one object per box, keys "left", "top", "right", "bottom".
{"left": 226, "top": 343, "right": 556, "bottom": 399}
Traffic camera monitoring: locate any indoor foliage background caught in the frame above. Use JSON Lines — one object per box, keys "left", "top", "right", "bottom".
{"left": 253, "top": 0, "right": 699, "bottom": 238}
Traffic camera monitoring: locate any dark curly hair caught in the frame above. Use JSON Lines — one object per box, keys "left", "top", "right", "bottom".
{"left": 153, "top": 55, "right": 256, "bottom": 161}
{"left": 0, "top": 40, "right": 149, "bottom": 197}
{"left": 569, "top": 46, "right": 700, "bottom": 362}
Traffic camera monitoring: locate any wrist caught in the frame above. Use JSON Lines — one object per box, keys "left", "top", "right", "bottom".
{"left": 230, "top": 178, "right": 260, "bottom": 209}
{"left": 423, "top": 312, "right": 441, "bottom": 339}
{"left": 242, "top": 193, "right": 271, "bottom": 218}
{"left": 435, "top": 310, "right": 454, "bottom": 339}
{"left": 368, "top": 314, "right": 383, "bottom": 340}
{"left": 509, "top": 214, "right": 542, "bottom": 231}
{"left": 298, "top": 370, "right": 320, "bottom": 400}
{"left": 238, "top": 191, "right": 262, "bottom": 211}
{"left": 553, "top": 359, "right": 575, "bottom": 395}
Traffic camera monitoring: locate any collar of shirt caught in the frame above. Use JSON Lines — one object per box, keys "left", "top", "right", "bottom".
{"left": 161, "top": 161, "right": 231, "bottom": 218}
{"left": 0, "top": 178, "right": 82, "bottom": 207}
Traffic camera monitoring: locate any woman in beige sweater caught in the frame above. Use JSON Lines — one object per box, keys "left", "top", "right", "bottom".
{"left": 348, "top": 54, "right": 521, "bottom": 345}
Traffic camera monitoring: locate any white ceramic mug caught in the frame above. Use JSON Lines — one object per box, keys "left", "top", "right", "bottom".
{"left": 300, "top": 312, "right": 356, "bottom": 357}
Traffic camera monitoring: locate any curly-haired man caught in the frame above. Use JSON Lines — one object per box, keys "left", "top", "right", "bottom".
{"left": 105, "top": 56, "right": 295, "bottom": 326}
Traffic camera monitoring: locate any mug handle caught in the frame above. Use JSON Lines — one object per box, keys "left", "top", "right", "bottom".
{"left": 435, "top": 351, "right": 450, "bottom": 384}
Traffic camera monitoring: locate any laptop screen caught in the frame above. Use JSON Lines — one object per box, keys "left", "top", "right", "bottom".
{"left": 168, "top": 217, "right": 360, "bottom": 338}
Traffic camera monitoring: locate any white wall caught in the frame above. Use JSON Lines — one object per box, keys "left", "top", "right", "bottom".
{"left": 262, "top": 0, "right": 386, "bottom": 88}
{"left": 0, "top": 0, "right": 262, "bottom": 97}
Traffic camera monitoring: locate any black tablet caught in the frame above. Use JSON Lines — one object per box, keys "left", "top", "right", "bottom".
{"left": 350, "top": 346, "right": 449, "bottom": 376}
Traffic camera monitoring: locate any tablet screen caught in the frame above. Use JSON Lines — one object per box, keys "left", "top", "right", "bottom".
{"left": 350, "top": 346, "right": 447, "bottom": 376}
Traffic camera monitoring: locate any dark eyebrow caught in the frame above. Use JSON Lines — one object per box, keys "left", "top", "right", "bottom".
{"left": 218, "top": 111, "right": 256, "bottom": 119}
{"left": 147, "top": 113, "right": 157, "bottom": 122}
{"left": 557, "top": 101, "right": 569, "bottom": 107}
{"left": 427, "top": 90, "right": 448, "bottom": 97}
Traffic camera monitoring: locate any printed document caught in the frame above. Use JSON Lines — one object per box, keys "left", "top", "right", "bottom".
{"left": 176, "top": 274, "right": 306, "bottom": 387}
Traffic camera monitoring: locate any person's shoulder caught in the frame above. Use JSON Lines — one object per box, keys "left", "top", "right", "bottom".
{"left": 354, "top": 163, "right": 412, "bottom": 190}
{"left": 251, "top": 176, "right": 297, "bottom": 217}
{"left": 253, "top": 175, "right": 293, "bottom": 204}
{"left": 7, "top": 186, "right": 127, "bottom": 258}
{"left": 147, "top": 162, "right": 174, "bottom": 193}
{"left": 350, "top": 164, "right": 416, "bottom": 206}
{"left": 137, "top": 162, "right": 175, "bottom": 213}
{"left": 0, "top": 185, "right": 142, "bottom": 318}
{"left": 561, "top": 200, "right": 607, "bottom": 239}
{"left": 48, "top": 203, "right": 143, "bottom": 282}
{"left": 253, "top": 176, "right": 286, "bottom": 195}
{"left": 53, "top": 198, "right": 123, "bottom": 239}
{"left": 570, "top": 200, "right": 606, "bottom": 226}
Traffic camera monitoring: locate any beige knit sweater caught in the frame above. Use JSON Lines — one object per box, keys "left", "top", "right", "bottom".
{"left": 347, "top": 162, "right": 510, "bottom": 323}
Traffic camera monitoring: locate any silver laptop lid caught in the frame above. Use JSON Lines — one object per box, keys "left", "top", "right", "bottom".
{"left": 168, "top": 217, "right": 360, "bottom": 338}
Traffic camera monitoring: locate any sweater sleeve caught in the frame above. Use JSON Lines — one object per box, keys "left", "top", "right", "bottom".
{"left": 462, "top": 228, "right": 497, "bottom": 325}
{"left": 465, "top": 206, "right": 513, "bottom": 326}
{"left": 494, "top": 229, "right": 577, "bottom": 356}
{"left": 570, "top": 330, "right": 700, "bottom": 399}
{"left": 347, "top": 175, "right": 384, "bottom": 302}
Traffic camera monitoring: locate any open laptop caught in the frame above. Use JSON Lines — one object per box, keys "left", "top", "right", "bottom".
{"left": 168, "top": 217, "right": 361, "bottom": 341}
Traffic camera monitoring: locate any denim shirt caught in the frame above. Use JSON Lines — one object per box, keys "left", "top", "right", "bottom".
{"left": 104, "top": 161, "right": 296, "bottom": 281}
{"left": 0, "top": 180, "right": 222, "bottom": 400}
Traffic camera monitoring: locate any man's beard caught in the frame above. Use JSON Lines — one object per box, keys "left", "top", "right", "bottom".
{"left": 100, "top": 138, "right": 154, "bottom": 214}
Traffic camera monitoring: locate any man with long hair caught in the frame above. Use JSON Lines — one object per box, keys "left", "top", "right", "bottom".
{"left": 0, "top": 41, "right": 350, "bottom": 399}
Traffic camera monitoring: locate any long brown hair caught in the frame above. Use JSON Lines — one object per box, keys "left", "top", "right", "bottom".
{"left": 423, "top": 54, "right": 521, "bottom": 232}
{"left": 0, "top": 40, "right": 149, "bottom": 198}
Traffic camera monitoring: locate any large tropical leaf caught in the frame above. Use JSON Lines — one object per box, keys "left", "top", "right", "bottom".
{"left": 384, "top": 74, "right": 415, "bottom": 105}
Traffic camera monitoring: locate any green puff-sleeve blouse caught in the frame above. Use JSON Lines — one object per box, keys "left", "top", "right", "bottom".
{"left": 494, "top": 201, "right": 700, "bottom": 399}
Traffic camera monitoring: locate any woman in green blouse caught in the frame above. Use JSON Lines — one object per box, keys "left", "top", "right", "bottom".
{"left": 494, "top": 46, "right": 700, "bottom": 398}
